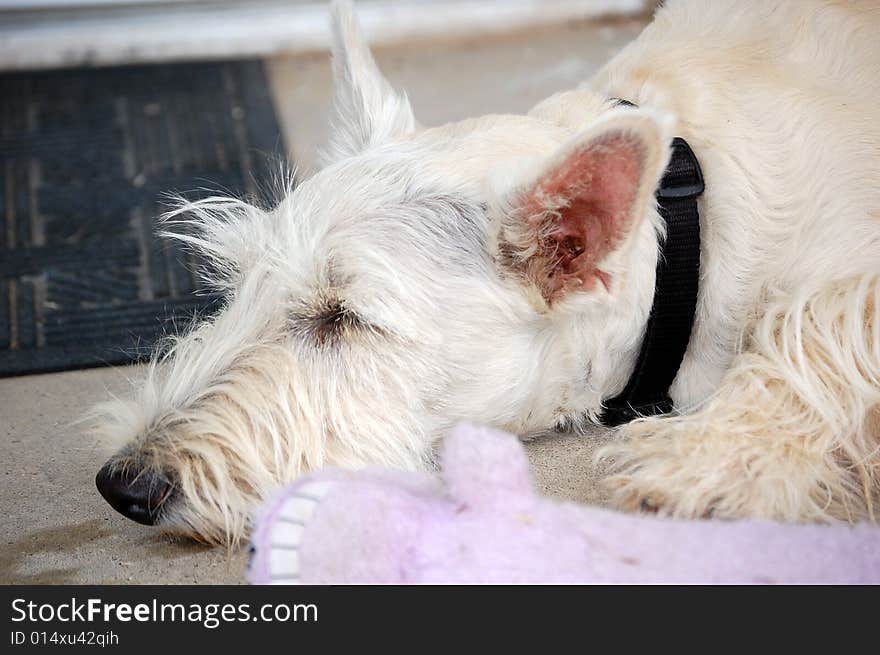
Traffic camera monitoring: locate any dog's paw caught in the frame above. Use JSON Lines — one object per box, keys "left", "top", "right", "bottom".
{"left": 597, "top": 413, "right": 857, "bottom": 523}
{"left": 596, "top": 418, "right": 735, "bottom": 520}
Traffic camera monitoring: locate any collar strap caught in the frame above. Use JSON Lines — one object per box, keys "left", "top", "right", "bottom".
{"left": 599, "top": 99, "right": 704, "bottom": 426}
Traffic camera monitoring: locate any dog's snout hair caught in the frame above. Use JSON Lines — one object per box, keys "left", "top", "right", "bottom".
{"left": 95, "top": 327, "right": 433, "bottom": 543}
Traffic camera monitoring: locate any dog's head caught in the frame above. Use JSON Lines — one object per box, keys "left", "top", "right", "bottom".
{"left": 93, "top": 1, "right": 672, "bottom": 544}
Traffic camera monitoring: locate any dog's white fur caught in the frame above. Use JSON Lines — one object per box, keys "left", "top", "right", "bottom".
{"left": 95, "top": 0, "right": 880, "bottom": 543}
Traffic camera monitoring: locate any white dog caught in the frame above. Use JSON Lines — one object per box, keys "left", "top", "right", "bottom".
{"left": 94, "top": 0, "right": 880, "bottom": 544}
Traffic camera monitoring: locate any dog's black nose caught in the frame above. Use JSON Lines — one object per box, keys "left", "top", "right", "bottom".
{"left": 95, "top": 463, "right": 174, "bottom": 526}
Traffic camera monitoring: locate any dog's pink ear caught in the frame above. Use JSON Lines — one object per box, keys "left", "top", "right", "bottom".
{"left": 496, "top": 112, "right": 670, "bottom": 307}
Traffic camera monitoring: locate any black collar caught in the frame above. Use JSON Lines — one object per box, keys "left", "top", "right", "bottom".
{"left": 599, "top": 100, "right": 704, "bottom": 426}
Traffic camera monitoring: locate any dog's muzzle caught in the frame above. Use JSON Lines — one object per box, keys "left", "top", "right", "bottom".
{"left": 95, "top": 462, "right": 176, "bottom": 526}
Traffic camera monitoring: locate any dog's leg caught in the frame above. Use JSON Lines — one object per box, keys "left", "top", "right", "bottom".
{"left": 599, "top": 273, "right": 880, "bottom": 522}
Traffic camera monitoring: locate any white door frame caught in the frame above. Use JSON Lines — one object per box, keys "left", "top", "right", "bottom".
{"left": 0, "top": 0, "right": 646, "bottom": 71}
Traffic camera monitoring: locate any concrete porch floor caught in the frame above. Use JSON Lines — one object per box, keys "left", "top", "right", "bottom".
{"left": 0, "top": 17, "right": 646, "bottom": 584}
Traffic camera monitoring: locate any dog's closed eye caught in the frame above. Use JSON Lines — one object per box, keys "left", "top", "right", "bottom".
{"left": 289, "top": 299, "right": 371, "bottom": 346}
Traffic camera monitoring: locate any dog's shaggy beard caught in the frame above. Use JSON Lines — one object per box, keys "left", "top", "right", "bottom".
{"left": 94, "top": 327, "right": 437, "bottom": 545}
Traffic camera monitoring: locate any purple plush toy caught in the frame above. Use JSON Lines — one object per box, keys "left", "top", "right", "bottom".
{"left": 248, "top": 423, "right": 880, "bottom": 584}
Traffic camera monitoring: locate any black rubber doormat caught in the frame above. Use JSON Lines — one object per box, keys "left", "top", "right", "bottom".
{"left": 0, "top": 60, "right": 285, "bottom": 377}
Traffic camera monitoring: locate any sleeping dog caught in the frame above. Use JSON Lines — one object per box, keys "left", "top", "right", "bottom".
{"left": 94, "top": 0, "right": 880, "bottom": 543}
